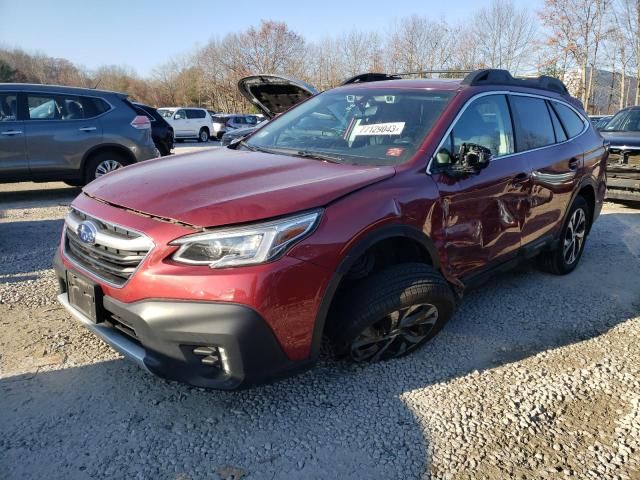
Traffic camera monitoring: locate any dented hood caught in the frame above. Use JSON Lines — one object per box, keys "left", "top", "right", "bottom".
{"left": 83, "top": 149, "right": 395, "bottom": 228}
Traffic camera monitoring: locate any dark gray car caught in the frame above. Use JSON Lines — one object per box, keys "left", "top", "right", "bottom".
{"left": 0, "top": 83, "right": 158, "bottom": 186}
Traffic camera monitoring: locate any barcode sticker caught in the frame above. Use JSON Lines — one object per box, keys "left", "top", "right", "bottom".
{"left": 353, "top": 122, "right": 405, "bottom": 136}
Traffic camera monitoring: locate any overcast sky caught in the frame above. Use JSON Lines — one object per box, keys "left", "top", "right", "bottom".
{"left": 0, "top": 0, "right": 539, "bottom": 76}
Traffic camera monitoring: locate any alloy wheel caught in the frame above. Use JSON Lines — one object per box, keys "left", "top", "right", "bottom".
{"left": 95, "top": 159, "right": 123, "bottom": 177}
{"left": 350, "top": 303, "right": 439, "bottom": 362}
{"left": 563, "top": 207, "right": 586, "bottom": 265}
{"left": 200, "top": 130, "right": 208, "bottom": 142}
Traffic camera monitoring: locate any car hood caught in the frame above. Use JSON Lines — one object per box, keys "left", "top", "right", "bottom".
{"left": 83, "top": 149, "right": 395, "bottom": 228}
{"left": 600, "top": 131, "right": 640, "bottom": 147}
{"left": 237, "top": 74, "right": 317, "bottom": 118}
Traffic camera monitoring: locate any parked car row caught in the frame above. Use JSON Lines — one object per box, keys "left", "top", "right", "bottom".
{"left": 0, "top": 83, "right": 158, "bottom": 185}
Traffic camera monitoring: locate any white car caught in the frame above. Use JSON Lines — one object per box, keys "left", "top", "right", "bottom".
{"left": 157, "top": 107, "right": 213, "bottom": 142}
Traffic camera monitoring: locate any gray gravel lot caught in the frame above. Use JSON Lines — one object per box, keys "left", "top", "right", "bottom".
{"left": 0, "top": 174, "right": 639, "bottom": 479}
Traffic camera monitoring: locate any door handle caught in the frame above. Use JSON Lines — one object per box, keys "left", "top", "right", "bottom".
{"left": 1, "top": 130, "right": 23, "bottom": 136}
{"left": 568, "top": 158, "right": 579, "bottom": 170}
{"left": 79, "top": 126, "right": 96, "bottom": 132}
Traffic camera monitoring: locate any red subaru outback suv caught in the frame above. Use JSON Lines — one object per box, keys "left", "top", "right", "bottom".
{"left": 54, "top": 69, "right": 607, "bottom": 390}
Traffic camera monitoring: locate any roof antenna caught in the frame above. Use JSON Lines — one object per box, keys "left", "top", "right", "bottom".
{"left": 92, "top": 79, "right": 101, "bottom": 89}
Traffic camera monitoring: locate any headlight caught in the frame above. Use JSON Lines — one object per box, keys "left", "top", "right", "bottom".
{"left": 170, "top": 210, "right": 322, "bottom": 268}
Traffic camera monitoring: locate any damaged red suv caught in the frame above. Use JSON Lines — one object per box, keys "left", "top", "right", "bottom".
{"left": 54, "top": 69, "right": 607, "bottom": 389}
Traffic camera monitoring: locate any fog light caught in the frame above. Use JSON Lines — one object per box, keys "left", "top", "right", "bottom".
{"left": 192, "top": 345, "right": 230, "bottom": 374}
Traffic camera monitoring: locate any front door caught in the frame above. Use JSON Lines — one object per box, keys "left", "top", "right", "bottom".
{"left": 172, "top": 109, "right": 189, "bottom": 137}
{"left": 433, "top": 94, "right": 531, "bottom": 279}
{"left": 0, "top": 91, "right": 28, "bottom": 180}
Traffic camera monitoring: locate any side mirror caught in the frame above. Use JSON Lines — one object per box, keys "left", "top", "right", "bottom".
{"left": 439, "top": 143, "right": 492, "bottom": 177}
{"left": 435, "top": 148, "right": 452, "bottom": 166}
{"left": 461, "top": 143, "right": 492, "bottom": 170}
{"left": 174, "top": 114, "right": 183, "bottom": 120}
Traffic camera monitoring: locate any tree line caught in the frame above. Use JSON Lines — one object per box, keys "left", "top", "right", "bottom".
{"left": 0, "top": 0, "right": 638, "bottom": 114}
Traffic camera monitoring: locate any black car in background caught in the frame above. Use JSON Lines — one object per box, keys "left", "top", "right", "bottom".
{"left": 600, "top": 107, "right": 640, "bottom": 201}
{"left": 132, "top": 103, "right": 174, "bottom": 156}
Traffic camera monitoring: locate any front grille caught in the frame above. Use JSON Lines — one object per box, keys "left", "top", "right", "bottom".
{"left": 64, "top": 207, "right": 154, "bottom": 287}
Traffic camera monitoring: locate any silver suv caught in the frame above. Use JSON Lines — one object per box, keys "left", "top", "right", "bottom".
{"left": 0, "top": 83, "right": 158, "bottom": 186}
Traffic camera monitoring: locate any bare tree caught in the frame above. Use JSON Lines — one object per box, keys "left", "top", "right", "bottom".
{"left": 477, "top": 0, "right": 537, "bottom": 73}
{"left": 387, "top": 15, "right": 452, "bottom": 74}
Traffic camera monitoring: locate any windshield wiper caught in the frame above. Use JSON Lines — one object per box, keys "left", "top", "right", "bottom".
{"left": 238, "top": 141, "right": 276, "bottom": 154}
{"left": 295, "top": 150, "right": 342, "bottom": 163}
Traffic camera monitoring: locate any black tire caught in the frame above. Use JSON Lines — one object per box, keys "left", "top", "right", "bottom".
{"left": 176, "top": 138, "right": 185, "bottom": 143}
{"left": 155, "top": 142, "right": 171, "bottom": 156}
{"left": 328, "top": 263, "right": 456, "bottom": 363}
{"left": 84, "top": 151, "right": 128, "bottom": 184}
{"left": 198, "top": 128, "right": 210, "bottom": 143}
{"left": 538, "top": 195, "right": 591, "bottom": 275}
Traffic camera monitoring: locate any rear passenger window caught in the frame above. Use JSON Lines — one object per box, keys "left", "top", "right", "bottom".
{"left": 27, "top": 94, "right": 85, "bottom": 120}
{"left": 552, "top": 102, "right": 585, "bottom": 138}
{"left": 450, "top": 94, "right": 514, "bottom": 158}
{"left": 509, "top": 96, "right": 555, "bottom": 151}
{"left": 0, "top": 93, "right": 18, "bottom": 121}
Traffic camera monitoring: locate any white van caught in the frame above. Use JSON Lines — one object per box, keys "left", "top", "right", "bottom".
{"left": 157, "top": 107, "right": 213, "bottom": 142}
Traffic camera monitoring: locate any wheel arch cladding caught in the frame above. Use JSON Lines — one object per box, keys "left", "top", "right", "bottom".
{"left": 578, "top": 183, "right": 596, "bottom": 231}
{"left": 308, "top": 224, "right": 441, "bottom": 359}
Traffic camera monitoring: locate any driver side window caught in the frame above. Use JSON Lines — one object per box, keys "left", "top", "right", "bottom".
{"left": 449, "top": 95, "right": 514, "bottom": 160}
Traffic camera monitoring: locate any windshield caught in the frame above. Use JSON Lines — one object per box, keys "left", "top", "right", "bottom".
{"left": 603, "top": 109, "right": 640, "bottom": 132}
{"left": 245, "top": 88, "right": 454, "bottom": 166}
{"left": 158, "top": 109, "right": 174, "bottom": 118}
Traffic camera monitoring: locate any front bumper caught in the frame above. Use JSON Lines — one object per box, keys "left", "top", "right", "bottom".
{"left": 54, "top": 252, "right": 313, "bottom": 390}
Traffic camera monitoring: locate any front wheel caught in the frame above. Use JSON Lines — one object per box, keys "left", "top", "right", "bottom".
{"left": 538, "top": 195, "right": 590, "bottom": 275}
{"left": 329, "top": 263, "right": 456, "bottom": 363}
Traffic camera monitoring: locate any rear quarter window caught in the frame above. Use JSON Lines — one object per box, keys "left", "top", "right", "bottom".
{"left": 509, "top": 96, "right": 556, "bottom": 151}
{"left": 81, "top": 97, "right": 111, "bottom": 118}
{"left": 552, "top": 102, "right": 585, "bottom": 138}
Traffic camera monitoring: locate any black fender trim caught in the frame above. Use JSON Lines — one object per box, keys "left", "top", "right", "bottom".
{"left": 309, "top": 224, "right": 440, "bottom": 358}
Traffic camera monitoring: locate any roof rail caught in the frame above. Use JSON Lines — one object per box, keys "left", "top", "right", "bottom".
{"left": 340, "top": 69, "right": 472, "bottom": 85}
{"left": 462, "top": 69, "right": 569, "bottom": 95}
{"left": 340, "top": 73, "right": 402, "bottom": 85}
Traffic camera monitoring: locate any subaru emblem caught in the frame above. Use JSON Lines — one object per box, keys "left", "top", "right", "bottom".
{"left": 77, "top": 221, "right": 98, "bottom": 245}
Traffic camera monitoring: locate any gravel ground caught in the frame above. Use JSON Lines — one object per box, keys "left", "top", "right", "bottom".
{"left": 0, "top": 178, "right": 639, "bottom": 480}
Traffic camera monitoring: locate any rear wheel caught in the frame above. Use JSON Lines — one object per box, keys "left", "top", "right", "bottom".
{"left": 198, "top": 128, "right": 209, "bottom": 143}
{"left": 538, "top": 195, "right": 590, "bottom": 275}
{"left": 329, "top": 263, "right": 456, "bottom": 362}
{"left": 84, "top": 151, "right": 128, "bottom": 184}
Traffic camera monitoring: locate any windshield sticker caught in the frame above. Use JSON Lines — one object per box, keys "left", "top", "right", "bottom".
{"left": 353, "top": 122, "right": 405, "bottom": 136}
{"left": 386, "top": 147, "right": 405, "bottom": 157}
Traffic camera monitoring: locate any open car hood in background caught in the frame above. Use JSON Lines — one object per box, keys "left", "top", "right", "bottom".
{"left": 237, "top": 74, "right": 317, "bottom": 118}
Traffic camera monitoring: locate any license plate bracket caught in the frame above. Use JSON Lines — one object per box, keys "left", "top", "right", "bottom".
{"left": 66, "top": 270, "right": 104, "bottom": 323}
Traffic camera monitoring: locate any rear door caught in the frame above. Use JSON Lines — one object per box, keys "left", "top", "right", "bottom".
{"left": 0, "top": 91, "right": 28, "bottom": 180}
{"left": 24, "top": 92, "right": 103, "bottom": 178}
{"left": 509, "top": 95, "right": 586, "bottom": 245}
